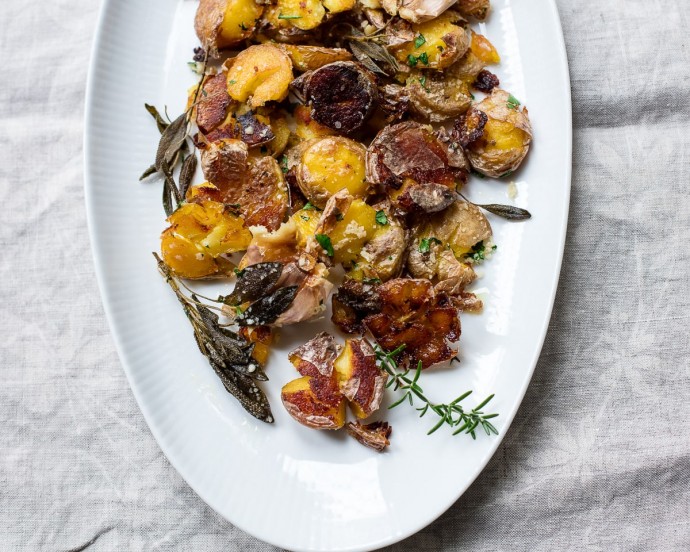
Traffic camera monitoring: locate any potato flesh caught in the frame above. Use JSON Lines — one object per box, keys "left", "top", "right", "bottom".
{"left": 217, "top": 0, "right": 263, "bottom": 47}
{"left": 161, "top": 201, "right": 252, "bottom": 279}
{"left": 279, "top": 45, "right": 353, "bottom": 72}
{"left": 271, "top": 0, "right": 325, "bottom": 31}
{"left": 328, "top": 200, "right": 378, "bottom": 266}
{"left": 290, "top": 208, "right": 320, "bottom": 248}
{"left": 293, "top": 105, "right": 337, "bottom": 141}
{"left": 322, "top": 0, "right": 355, "bottom": 14}
{"left": 480, "top": 119, "right": 527, "bottom": 152}
{"left": 394, "top": 13, "right": 467, "bottom": 70}
{"left": 299, "top": 138, "right": 368, "bottom": 207}
{"left": 333, "top": 339, "right": 385, "bottom": 419}
{"left": 226, "top": 44, "right": 293, "bottom": 108}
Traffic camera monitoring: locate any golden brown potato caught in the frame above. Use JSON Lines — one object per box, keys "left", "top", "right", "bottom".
{"left": 322, "top": 0, "right": 356, "bottom": 14}
{"left": 470, "top": 31, "right": 500, "bottom": 64}
{"left": 364, "top": 278, "right": 461, "bottom": 369}
{"left": 296, "top": 137, "right": 369, "bottom": 208}
{"left": 226, "top": 44, "right": 293, "bottom": 108}
{"left": 200, "top": 138, "right": 249, "bottom": 192}
{"left": 195, "top": 0, "right": 263, "bottom": 55}
{"left": 333, "top": 339, "right": 387, "bottom": 418}
{"left": 278, "top": 44, "right": 353, "bottom": 72}
{"left": 239, "top": 326, "right": 274, "bottom": 367}
{"left": 281, "top": 376, "right": 346, "bottom": 429}
{"left": 465, "top": 89, "right": 533, "bottom": 178}
{"left": 160, "top": 201, "right": 252, "bottom": 279}
{"left": 392, "top": 11, "right": 470, "bottom": 70}
{"left": 289, "top": 331, "right": 339, "bottom": 378}
{"left": 191, "top": 72, "right": 233, "bottom": 134}
{"left": 406, "top": 71, "right": 472, "bottom": 122}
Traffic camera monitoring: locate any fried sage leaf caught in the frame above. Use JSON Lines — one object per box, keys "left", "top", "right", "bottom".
{"left": 458, "top": 192, "right": 532, "bottom": 221}
{"left": 155, "top": 112, "right": 188, "bottom": 171}
{"left": 155, "top": 254, "right": 273, "bottom": 422}
{"left": 178, "top": 154, "right": 198, "bottom": 199}
{"left": 230, "top": 262, "right": 284, "bottom": 304}
{"left": 238, "top": 286, "right": 299, "bottom": 326}
{"left": 145, "top": 103, "right": 170, "bottom": 134}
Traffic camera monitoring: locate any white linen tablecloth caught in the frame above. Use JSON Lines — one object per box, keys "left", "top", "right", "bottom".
{"left": 1, "top": 1, "right": 688, "bottom": 550}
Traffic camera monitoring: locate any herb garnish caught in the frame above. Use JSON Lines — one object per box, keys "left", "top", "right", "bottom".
{"left": 315, "top": 234, "right": 334, "bottom": 257}
{"left": 407, "top": 54, "right": 418, "bottom": 67}
{"left": 375, "top": 210, "right": 388, "bottom": 225}
{"left": 278, "top": 13, "right": 301, "bottom": 19}
{"left": 466, "top": 241, "right": 497, "bottom": 263}
{"left": 375, "top": 345, "right": 499, "bottom": 438}
{"left": 154, "top": 254, "right": 273, "bottom": 423}
{"left": 419, "top": 237, "right": 442, "bottom": 253}
{"left": 279, "top": 154, "right": 289, "bottom": 174}
{"left": 507, "top": 94, "right": 521, "bottom": 110}
{"left": 302, "top": 202, "right": 319, "bottom": 211}
{"left": 414, "top": 34, "right": 426, "bottom": 49}
{"left": 418, "top": 76, "right": 429, "bottom": 91}
{"left": 458, "top": 192, "right": 532, "bottom": 221}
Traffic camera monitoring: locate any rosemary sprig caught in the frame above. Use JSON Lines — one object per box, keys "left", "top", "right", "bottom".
{"left": 374, "top": 344, "right": 499, "bottom": 439}
{"left": 154, "top": 253, "right": 274, "bottom": 423}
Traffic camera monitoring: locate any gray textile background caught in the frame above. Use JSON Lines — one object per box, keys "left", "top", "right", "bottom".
{"left": 1, "top": 0, "right": 689, "bottom": 550}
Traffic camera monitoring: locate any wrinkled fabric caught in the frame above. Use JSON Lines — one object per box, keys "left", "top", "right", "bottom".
{"left": 1, "top": 1, "right": 689, "bottom": 551}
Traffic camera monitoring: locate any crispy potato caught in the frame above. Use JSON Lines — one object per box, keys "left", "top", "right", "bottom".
{"left": 465, "top": 89, "right": 533, "bottom": 178}
{"left": 334, "top": 339, "right": 387, "bottom": 418}
{"left": 240, "top": 219, "right": 301, "bottom": 268}
{"left": 191, "top": 72, "right": 233, "bottom": 134}
{"left": 455, "top": 0, "right": 490, "bottom": 20}
{"left": 281, "top": 375, "right": 346, "bottom": 429}
{"left": 195, "top": 0, "right": 264, "bottom": 55}
{"left": 470, "top": 32, "right": 500, "bottom": 64}
{"left": 226, "top": 44, "right": 293, "bottom": 108}
{"left": 200, "top": 138, "right": 249, "bottom": 191}
{"left": 289, "top": 207, "right": 320, "bottom": 248}
{"left": 407, "top": 71, "right": 472, "bottom": 122}
{"left": 296, "top": 137, "right": 369, "bottom": 208}
{"left": 447, "top": 49, "right": 487, "bottom": 85}
{"left": 278, "top": 44, "right": 353, "bottom": 72}
{"left": 331, "top": 278, "right": 382, "bottom": 334}
{"left": 392, "top": 11, "right": 470, "bottom": 70}
{"left": 293, "top": 105, "right": 337, "bottom": 141}
{"left": 346, "top": 421, "right": 392, "bottom": 452}
{"left": 364, "top": 279, "right": 461, "bottom": 369}
{"left": 161, "top": 201, "right": 252, "bottom": 279}
{"left": 300, "top": 62, "right": 379, "bottom": 135}
{"left": 258, "top": 4, "right": 319, "bottom": 43}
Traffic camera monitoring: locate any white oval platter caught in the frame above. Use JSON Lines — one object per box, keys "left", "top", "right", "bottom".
{"left": 84, "top": 1, "right": 571, "bottom": 550}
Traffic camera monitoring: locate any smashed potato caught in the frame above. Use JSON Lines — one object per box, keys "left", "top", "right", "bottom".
{"left": 226, "top": 44, "right": 293, "bottom": 108}
{"left": 161, "top": 201, "right": 252, "bottom": 279}
{"left": 334, "top": 339, "right": 387, "bottom": 419}
{"left": 269, "top": 0, "right": 325, "bottom": 31}
{"left": 195, "top": 0, "right": 263, "bottom": 55}
{"left": 296, "top": 137, "right": 369, "bottom": 208}
{"left": 281, "top": 376, "right": 346, "bottom": 429}
{"left": 392, "top": 11, "right": 470, "bottom": 70}
{"left": 364, "top": 279, "right": 461, "bottom": 369}
{"left": 464, "top": 88, "right": 533, "bottom": 177}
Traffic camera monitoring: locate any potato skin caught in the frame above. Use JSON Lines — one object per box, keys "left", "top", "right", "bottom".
{"left": 195, "top": 0, "right": 263, "bottom": 55}
{"left": 334, "top": 339, "right": 387, "bottom": 419}
{"left": 465, "top": 88, "right": 533, "bottom": 178}
{"left": 226, "top": 44, "right": 293, "bottom": 108}
{"left": 407, "top": 71, "right": 472, "bottom": 122}
{"left": 455, "top": 0, "right": 491, "bottom": 20}
{"left": 281, "top": 376, "right": 346, "bottom": 430}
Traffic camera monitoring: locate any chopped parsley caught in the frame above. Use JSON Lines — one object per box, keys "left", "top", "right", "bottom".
{"left": 228, "top": 79, "right": 236, "bottom": 85}
{"left": 507, "top": 94, "right": 521, "bottom": 110}
{"left": 300, "top": 215, "right": 310, "bottom": 221}
{"left": 302, "top": 202, "right": 319, "bottom": 211}
{"left": 419, "top": 237, "right": 442, "bottom": 253}
{"left": 234, "top": 268, "right": 245, "bottom": 277}
{"left": 239, "top": 22, "right": 248, "bottom": 30}
{"left": 315, "top": 234, "right": 334, "bottom": 257}
{"left": 466, "top": 241, "right": 497, "bottom": 263}
{"left": 414, "top": 34, "right": 426, "bottom": 49}
{"left": 407, "top": 54, "right": 418, "bottom": 67}
{"left": 418, "top": 76, "right": 429, "bottom": 91}
{"left": 375, "top": 210, "right": 388, "bottom": 225}
{"left": 363, "top": 277, "right": 382, "bottom": 285}
{"left": 278, "top": 13, "right": 301, "bottom": 19}
{"left": 280, "top": 155, "right": 289, "bottom": 174}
